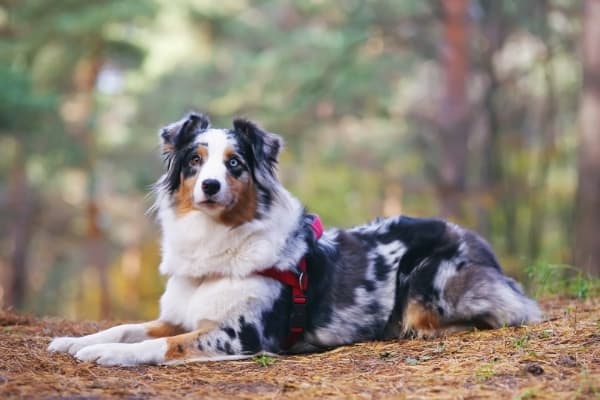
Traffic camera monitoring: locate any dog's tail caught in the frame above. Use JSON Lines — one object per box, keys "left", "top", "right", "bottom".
{"left": 436, "top": 262, "right": 543, "bottom": 329}
{"left": 395, "top": 222, "right": 542, "bottom": 338}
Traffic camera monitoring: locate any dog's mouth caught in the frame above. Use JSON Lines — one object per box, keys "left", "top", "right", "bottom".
{"left": 200, "top": 199, "right": 218, "bottom": 206}
{"left": 198, "top": 199, "right": 224, "bottom": 210}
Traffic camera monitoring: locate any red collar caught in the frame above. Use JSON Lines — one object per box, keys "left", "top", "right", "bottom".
{"left": 255, "top": 214, "right": 323, "bottom": 350}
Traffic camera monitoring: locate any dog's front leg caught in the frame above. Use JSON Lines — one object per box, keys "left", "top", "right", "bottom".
{"left": 74, "top": 319, "right": 223, "bottom": 366}
{"left": 48, "top": 320, "right": 185, "bottom": 356}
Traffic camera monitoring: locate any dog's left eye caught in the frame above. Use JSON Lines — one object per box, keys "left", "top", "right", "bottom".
{"left": 227, "top": 158, "right": 240, "bottom": 168}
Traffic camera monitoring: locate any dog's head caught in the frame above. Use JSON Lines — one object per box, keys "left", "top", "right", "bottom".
{"left": 158, "top": 112, "right": 283, "bottom": 226}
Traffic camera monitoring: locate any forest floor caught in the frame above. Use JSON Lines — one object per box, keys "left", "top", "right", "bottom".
{"left": 1, "top": 297, "right": 599, "bottom": 399}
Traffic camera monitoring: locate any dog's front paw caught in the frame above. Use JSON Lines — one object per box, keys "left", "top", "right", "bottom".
{"left": 75, "top": 343, "right": 137, "bottom": 366}
{"left": 75, "top": 341, "right": 165, "bottom": 367}
{"left": 48, "top": 336, "right": 90, "bottom": 355}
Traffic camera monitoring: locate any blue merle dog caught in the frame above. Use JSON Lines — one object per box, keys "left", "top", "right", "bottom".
{"left": 48, "top": 113, "right": 542, "bottom": 366}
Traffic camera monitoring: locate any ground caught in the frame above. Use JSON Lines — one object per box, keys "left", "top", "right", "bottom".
{"left": 1, "top": 298, "right": 599, "bottom": 399}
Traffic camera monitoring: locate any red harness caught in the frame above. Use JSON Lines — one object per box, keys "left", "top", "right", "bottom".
{"left": 256, "top": 214, "right": 324, "bottom": 349}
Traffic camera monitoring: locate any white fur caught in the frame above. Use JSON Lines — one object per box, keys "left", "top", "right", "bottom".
{"left": 157, "top": 185, "right": 303, "bottom": 279}
{"left": 308, "top": 241, "right": 405, "bottom": 346}
{"left": 75, "top": 339, "right": 168, "bottom": 366}
{"left": 433, "top": 260, "right": 458, "bottom": 316}
{"left": 158, "top": 275, "right": 282, "bottom": 331}
{"left": 48, "top": 323, "right": 151, "bottom": 355}
{"left": 48, "top": 127, "right": 305, "bottom": 366}
{"left": 193, "top": 129, "right": 234, "bottom": 205}
{"left": 376, "top": 241, "right": 406, "bottom": 267}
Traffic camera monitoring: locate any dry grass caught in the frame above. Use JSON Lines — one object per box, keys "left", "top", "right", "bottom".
{"left": 1, "top": 298, "right": 599, "bottom": 399}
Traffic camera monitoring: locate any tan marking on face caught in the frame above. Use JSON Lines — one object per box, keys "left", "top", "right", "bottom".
{"left": 402, "top": 300, "right": 441, "bottom": 338}
{"left": 223, "top": 146, "right": 236, "bottom": 160}
{"left": 197, "top": 145, "right": 208, "bottom": 159}
{"left": 145, "top": 321, "right": 185, "bottom": 338}
{"left": 219, "top": 173, "right": 257, "bottom": 227}
{"left": 174, "top": 147, "right": 207, "bottom": 216}
{"left": 217, "top": 146, "right": 257, "bottom": 226}
{"left": 165, "top": 319, "right": 219, "bottom": 361}
{"left": 175, "top": 172, "right": 197, "bottom": 216}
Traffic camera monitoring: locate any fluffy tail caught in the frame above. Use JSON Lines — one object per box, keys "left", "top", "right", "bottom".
{"left": 445, "top": 266, "right": 543, "bottom": 328}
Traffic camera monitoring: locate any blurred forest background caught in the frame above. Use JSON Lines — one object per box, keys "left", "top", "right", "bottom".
{"left": 1, "top": 0, "right": 599, "bottom": 320}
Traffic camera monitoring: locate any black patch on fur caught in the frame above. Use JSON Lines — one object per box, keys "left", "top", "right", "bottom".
{"left": 367, "top": 301, "right": 380, "bottom": 315}
{"left": 223, "top": 327, "right": 237, "bottom": 339}
{"left": 228, "top": 128, "right": 276, "bottom": 215}
{"left": 361, "top": 280, "right": 376, "bottom": 292}
{"left": 232, "top": 118, "right": 281, "bottom": 179}
{"left": 373, "top": 254, "right": 391, "bottom": 281}
{"left": 408, "top": 256, "right": 444, "bottom": 304}
{"left": 305, "top": 229, "right": 370, "bottom": 331}
{"left": 163, "top": 145, "right": 201, "bottom": 193}
{"left": 161, "top": 112, "right": 210, "bottom": 149}
{"left": 261, "top": 287, "right": 292, "bottom": 352}
{"left": 358, "top": 326, "right": 373, "bottom": 337}
{"left": 462, "top": 231, "right": 502, "bottom": 270}
{"left": 239, "top": 317, "right": 261, "bottom": 354}
{"left": 506, "top": 279, "right": 523, "bottom": 295}
{"left": 224, "top": 341, "right": 234, "bottom": 355}
{"left": 158, "top": 112, "right": 213, "bottom": 194}
{"left": 380, "top": 217, "right": 460, "bottom": 338}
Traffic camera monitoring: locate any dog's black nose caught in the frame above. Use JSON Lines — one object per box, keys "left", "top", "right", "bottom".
{"left": 201, "top": 179, "right": 221, "bottom": 196}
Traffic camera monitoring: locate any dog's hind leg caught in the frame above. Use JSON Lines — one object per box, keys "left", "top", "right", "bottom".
{"left": 48, "top": 320, "right": 185, "bottom": 356}
{"left": 399, "top": 250, "right": 541, "bottom": 338}
{"left": 398, "top": 256, "right": 458, "bottom": 339}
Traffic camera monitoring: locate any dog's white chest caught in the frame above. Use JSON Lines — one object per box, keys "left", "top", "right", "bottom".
{"left": 157, "top": 203, "right": 298, "bottom": 278}
{"left": 158, "top": 275, "right": 280, "bottom": 331}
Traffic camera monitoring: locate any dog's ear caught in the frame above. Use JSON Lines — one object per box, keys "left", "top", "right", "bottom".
{"left": 160, "top": 112, "right": 211, "bottom": 153}
{"left": 233, "top": 118, "right": 283, "bottom": 175}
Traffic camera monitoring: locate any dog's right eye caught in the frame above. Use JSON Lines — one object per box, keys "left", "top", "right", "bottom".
{"left": 189, "top": 155, "right": 201, "bottom": 167}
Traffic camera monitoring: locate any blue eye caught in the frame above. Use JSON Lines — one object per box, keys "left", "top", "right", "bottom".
{"left": 228, "top": 158, "right": 239, "bottom": 168}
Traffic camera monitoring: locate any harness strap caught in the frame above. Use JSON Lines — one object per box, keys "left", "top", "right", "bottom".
{"left": 255, "top": 214, "right": 323, "bottom": 349}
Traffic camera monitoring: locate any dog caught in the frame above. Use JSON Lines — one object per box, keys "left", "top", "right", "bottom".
{"left": 48, "top": 112, "right": 542, "bottom": 366}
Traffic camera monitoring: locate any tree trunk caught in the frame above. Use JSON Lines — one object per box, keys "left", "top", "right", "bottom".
{"left": 527, "top": 0, "right": 557, "bottom": 262}
{"left": 574, "top": 0, "right": 600, "bottom": 276}
{"left": 438, "top": 0, "right": 470, "bottom": 220}
{"left": 477, "top": 3, "right": 505, "bottom": 238}
{"left": 69, "top": 52, "right": 112, "bottom": 317}
{"left": 7, "top": 147, "right": 36, "bottom": 309}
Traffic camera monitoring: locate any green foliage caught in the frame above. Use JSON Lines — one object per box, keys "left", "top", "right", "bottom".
{"left": 252, "top": 354, "right": 278, "bottom": 367}
{"left": 0, "top": 0, "right": 595, "bottom": 318}
{"left": 511, "top": 335, "right": 529, "bottom": 350}
{"left": 475, "top": 362, "right": 496, "bottom": 382}
{"left": 0, "top": 66, "right": 56, "bottom": 130}
{"left": 526, "top": 263, "right": 600, "bottom": 299}
{"left": 514, "top": 387, "right": 539, "bottom": 400}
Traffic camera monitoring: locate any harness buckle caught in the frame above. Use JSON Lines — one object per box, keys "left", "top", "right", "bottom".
{"left": 298, "top": 271, "right": 307, "bottom": 291}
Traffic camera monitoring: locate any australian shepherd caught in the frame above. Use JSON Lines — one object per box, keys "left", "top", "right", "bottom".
{"left": 49, "top": 112, "right": 542, "bottom": 366}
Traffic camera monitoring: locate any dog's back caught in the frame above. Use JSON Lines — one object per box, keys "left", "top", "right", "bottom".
{"left": 299, "top": 216, "right": 541, "bottom": 351}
